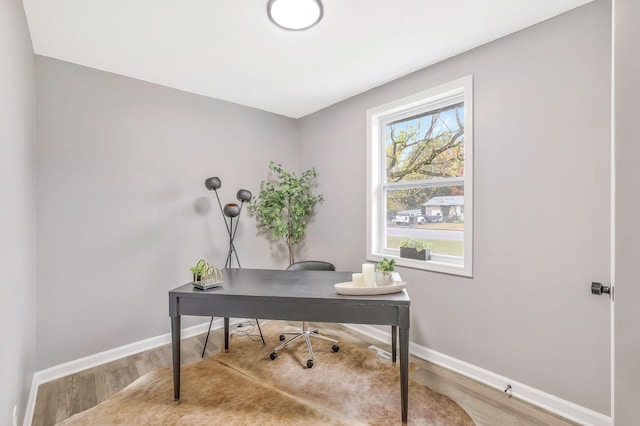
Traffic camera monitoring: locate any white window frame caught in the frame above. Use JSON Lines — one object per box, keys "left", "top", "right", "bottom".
{"left": 366, "top": 75, "right": 473, "bottom": 277}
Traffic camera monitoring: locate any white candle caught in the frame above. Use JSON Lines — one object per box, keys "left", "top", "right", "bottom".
{"left": 352, "top": 273, "right": 365, "bottom": 287}
{"left": 362, "top": 263, "right": 376, "bottom": 287}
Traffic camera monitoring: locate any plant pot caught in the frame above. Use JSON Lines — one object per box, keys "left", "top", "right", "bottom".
{"left": 400, "top": 247, "right": 430, "bottom": 261}
{"left": 375, "top": 271, "right": 394, "bottom": 286}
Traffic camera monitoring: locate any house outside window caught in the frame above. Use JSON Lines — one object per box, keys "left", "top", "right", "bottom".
{"left": 366, "top": 76, "right": 473, "bottom": 276}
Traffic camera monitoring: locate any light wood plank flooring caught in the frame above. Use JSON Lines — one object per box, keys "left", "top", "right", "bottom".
{"left": 32, "top": 321, "right": 578, "bottom": 426}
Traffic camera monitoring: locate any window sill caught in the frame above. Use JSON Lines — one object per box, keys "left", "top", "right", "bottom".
{"left": 367, "top": 253, "right": 472, "bottom": 278}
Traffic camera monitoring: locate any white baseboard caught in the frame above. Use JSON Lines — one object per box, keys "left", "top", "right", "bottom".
{"left": 344, "top": 324, "right": 612, "bottom": 426}
{"left": 24, "top": 318, "right": 240, "bottom": 426}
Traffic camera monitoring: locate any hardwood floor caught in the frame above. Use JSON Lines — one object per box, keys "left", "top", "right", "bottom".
{"left": 32, "top": 321, "right": 578, "bottom": 426}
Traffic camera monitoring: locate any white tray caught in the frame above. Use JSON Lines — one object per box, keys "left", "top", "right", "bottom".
{"left": 335, "top": 281, "right": 406, "bottom": 295}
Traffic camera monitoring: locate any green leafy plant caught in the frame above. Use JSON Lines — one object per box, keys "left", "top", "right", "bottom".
{"left": 377, "top": 258, "right": 396, "bottom": 272}
{"left": 400, "top": 239, "right": 429, "bottom": 252}
{"left": 190, "top": 261, "right": 207, "bottom": 281}
{"left": 248, "top": 161, "right": 323, "bottom": 265}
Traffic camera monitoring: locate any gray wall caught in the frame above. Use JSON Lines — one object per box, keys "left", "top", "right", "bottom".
{"left": 0, "top": 0, "right": 36, "bottom": 424}
{"left": 299, "top": 1, "right": 612, "bottom": 414}
{"left": 32, "top": 0, "right": 616, "bottom": 418}
{"left": 613, "top": 0, "right": 640, "bottom": 423}
{"left": 35, "top": 57, "right": 299, "bottom": 369}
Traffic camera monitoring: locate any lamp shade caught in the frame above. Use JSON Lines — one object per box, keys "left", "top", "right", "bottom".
{"left": 204, "top": 176, "right": 221, "bottom": 191}
{"left": 267, "top": 0, "right": 323, "bottom": 31}
{"left": 237, "top": 189, "right": 252, "bottom": 203}
{"left": 223, "top": 203, "right": 241, "bottom": 218}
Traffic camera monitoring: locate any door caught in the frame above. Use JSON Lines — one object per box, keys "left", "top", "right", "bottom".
{"left": 613, "top": 0, "right": 640, "bottom": 424}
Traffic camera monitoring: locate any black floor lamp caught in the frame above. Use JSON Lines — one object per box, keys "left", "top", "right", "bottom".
{"left": 201, "top": 177, "right": 264, "bottom": 357}
{"left": 221, "top": 188, "right": 252, "bottom": 268}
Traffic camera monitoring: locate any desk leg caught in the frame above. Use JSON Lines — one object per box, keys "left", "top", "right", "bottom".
{"left": 400, "top": 327, "right": 409, "bottom": 424}
{"left": 391, "top": 326, "right": 397, "bottom": 364}
{"left": 224, "top": 317, "right": 229, "bottom": 352}
{"left": 171, "top": 315, "right": 181, "bottom": 400}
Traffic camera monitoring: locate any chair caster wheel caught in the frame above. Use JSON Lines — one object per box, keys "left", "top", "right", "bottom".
{"left": 270, "top": 352, "right": 277, "bottom": 360}
{"left": 332, "top": 344, "right": 340, "bottom": 352}
{"left": 279, "top": 335, "right": 285, "bottom": 341}
{"left": 306, "top": 359, "right": 314, "bottom": 368}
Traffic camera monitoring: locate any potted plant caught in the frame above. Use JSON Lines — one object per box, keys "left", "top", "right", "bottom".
{"left": 190, "top": 260, "right": 208, "bottom": 283}
{"left": 400, "top": 239, "right": 430, "bottom": 261}
{"left": 376, "top": 258, "right": 396, "bottom": 286}
{"left": 249, "top": 161, "right": 323, "bottom": 266}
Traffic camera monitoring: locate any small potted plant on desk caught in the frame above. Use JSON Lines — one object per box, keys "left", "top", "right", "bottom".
{"left": 376, "top": 258, "right": 396, "bottom": 286}
{"left": 400, "top": 239, "right": 430, "bottom": 261}
{"left": 190, "top": 260, "right": 208, "bottom": 283}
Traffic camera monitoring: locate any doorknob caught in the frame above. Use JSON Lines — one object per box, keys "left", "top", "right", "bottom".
{"left": 591, "top": 282, "right": 613, "bottom": 299}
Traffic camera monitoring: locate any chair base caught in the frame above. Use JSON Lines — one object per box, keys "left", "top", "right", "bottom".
{"left": 270, "top": 321, "right": 339, "bottom": 368}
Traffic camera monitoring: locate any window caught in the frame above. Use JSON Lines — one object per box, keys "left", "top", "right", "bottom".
{"left": 366, "top": 76, "right": 473, "bottom": 276}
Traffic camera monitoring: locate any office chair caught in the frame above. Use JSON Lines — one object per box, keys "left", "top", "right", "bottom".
{"left": 269, "top": 261, "right": 340, "bottom": 368}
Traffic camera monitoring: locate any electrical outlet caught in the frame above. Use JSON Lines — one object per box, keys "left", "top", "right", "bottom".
{"left": 12, "top": 405, "right": 18, "bottom": 426}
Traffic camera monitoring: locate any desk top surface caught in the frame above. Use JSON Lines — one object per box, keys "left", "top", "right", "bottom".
{"left": 170, "top": 268, "right": 410, "bottom": 305}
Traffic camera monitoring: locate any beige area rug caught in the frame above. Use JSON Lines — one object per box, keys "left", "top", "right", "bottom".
{"left": 59, "top": 321, "right": 474, "bottom": 425}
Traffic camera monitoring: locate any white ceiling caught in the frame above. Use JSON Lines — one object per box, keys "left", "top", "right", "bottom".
{"left": 22, "top": 0, "right": 593, "bottom": 118}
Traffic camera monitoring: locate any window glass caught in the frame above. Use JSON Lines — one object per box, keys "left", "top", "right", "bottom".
{"left": 385, "top": 186, "right": 464, "bottom": 257}
{"left": 385, "top": 102, "right": 465, "bottom": 182}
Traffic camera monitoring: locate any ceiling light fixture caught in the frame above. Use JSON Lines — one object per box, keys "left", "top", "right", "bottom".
{"left": 267, "top": 0, "right": 323, "bottom": 31}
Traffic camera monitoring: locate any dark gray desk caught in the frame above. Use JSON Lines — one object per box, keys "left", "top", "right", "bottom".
{"left": 169, "top": 268, "right": 411, "bottom": 423}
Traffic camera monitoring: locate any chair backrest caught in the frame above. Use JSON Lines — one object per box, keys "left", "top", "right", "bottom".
{"left": 286, "top": 261, "right": 336, "bottom": 271}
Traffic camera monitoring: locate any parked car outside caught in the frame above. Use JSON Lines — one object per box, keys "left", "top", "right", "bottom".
{"left": 425, "top": 213, "right": 443, "bottom": 222}
{"left": 393, "top": 214, "right": 425, "bottom": 225}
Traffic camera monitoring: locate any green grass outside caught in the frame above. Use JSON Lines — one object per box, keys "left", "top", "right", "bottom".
{"left": 386, "top": 236, "right": 464, "bottom": 257}
{"left": 415, "top": 222, "right": 464, "bottom": 231}
{"left": 387, "top": 222, "right": 464, "bottom": 231}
